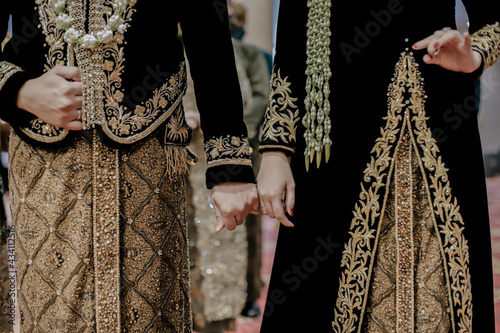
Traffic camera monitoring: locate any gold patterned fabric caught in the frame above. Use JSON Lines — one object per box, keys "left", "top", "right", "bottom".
{"left": 9, "top": 131, "right": 192, "bottom": 332}
{"left": 471, "top": 22, "right": 500, "bottom": 71}
{"left": 332, "top": 51, "right": 471, "bottom": 332}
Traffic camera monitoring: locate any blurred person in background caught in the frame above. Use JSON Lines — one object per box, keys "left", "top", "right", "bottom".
{"left": 228, "top": 0, "right": 271, "bottom": 319}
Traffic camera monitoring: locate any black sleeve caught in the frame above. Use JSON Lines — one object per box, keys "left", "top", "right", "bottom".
{"left": 0, "top": 5, "right": 36, "bottom": 128}
{"left": 259, "top": 0, "right": 307, "bottom": 156}
{"left": 462, "top": 0, "right": 500, "bottom": 72}
{"left": 179, "top": 0, "right": 255, "bottom": 189}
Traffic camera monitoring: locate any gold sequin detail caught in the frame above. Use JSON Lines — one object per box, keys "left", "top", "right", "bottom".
{"left": 260, "top": 67, "right": 300, "bottom": 154}
{"left": 471, "top": 22, "right": 500, "bottom": 71}
{"left": 92, "top": 131, "right": 121, "bottom": 332}
{"left": 10, "top": 130, "right": 192, "bottom": 332}
{"left": 332, "top": 51, "right": 471, "bottom": 333}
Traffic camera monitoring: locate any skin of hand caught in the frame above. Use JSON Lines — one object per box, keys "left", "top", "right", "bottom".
{"left": 413, "top": 29, "right": 482, "bottom": 73}
{"left": 16, "top": 66, "right": 83, "bottom": 131}
{"left": 185, "top": 111, "right": 200, "bottom": 130}
{"left": 256, "top": 151, "right": 295, "bottom": 228}
{"left": 210, "top": 182, "right": 260, "bottom": 232}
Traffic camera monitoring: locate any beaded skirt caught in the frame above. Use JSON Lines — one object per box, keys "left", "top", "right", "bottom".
{"left": 9, "top": 131, "right": 192, "bottom": 332}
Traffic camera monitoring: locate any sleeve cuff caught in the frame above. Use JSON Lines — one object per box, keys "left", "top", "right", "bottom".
{"left": 205, "top": 164, "right": 256, "bottom": 189}
{"left": 471, "top": 22, "right": 500, "bottom": 72}
{"left": 0, "top": 66, "right": 36, "bottom": 128}
{"left": 259, "top": 144, "right": 295, "bottom": 156}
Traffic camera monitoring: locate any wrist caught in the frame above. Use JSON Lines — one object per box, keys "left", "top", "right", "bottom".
{"left": 15, "top": 80, "right": 31, "bottom": 112}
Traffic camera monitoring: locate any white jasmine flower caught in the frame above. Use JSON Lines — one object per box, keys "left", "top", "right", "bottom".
{"left": 63, "top": 28, "right": 79, "bottom": 44}
{"left": 81, "top": 34, "right": 98, "bottom": 49}
{"left": 108, "top": 14, "right": 124, "bottom": 30}
{"left": 97, "top": 28, "right": 114, "bottom": 44}
{"left": 117, "top": 24, "right": 127, "bottom": 34}
{"left": 113, "top": 0, "right": 127, "bottom": 12}
{"left": 53, "top": 0, "right": 66, "bottom": 13}
{"left": 56, "top": 13, "right": 72, "bottom": 30}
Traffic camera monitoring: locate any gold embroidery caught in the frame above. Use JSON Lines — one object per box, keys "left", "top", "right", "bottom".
{"left": 92, "top": 131, "right": 121, "bottom": 333}
{"left": 101, "top": 60, "right": 187, "bottom": 144}
{"left": 165, "top": 104, "right": 191, "bottom": 144}
{"left": 471, "top": 22, "right": 500, "bottom": 70}
{"left": 365, "top": 126, "right": 451, "bottom": 332}
{"left": 260, "top": 67, "right": 300, "bottom": 153}
{"left": 0, "top": 61, "right": 23, "bottom": 91}
{"left": 394, "top": 129, "right": 415, "bottom": 332}
{"left": 205, "top": 136, "right": 252, "bottom": 168}
{"left": 9, "top": 131, "right": 192, "bottom": 331}
{"left": 28, "top": 0, "right": 186, "bottom": 146}
{"left": 35, "top": 0, "right": 67, "bottom": 70}
{"left": 332, "top": 51, "right": 471, "bottom": 333}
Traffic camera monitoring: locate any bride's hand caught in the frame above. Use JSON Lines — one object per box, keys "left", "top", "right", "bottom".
{"left": 257, "top": 151, "right": 295, "bottom": 228}
{"left": 413, "top": 28, "right": 482, "bottom": 73}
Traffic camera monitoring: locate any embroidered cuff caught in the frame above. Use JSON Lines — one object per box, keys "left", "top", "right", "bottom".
{"left": 204, "top": 135, "right": 254, "bottom": 188}
{"left": 471, "top": 22, "right": 500, "bottom": 72}
{"left": 205, "top": 135, "right": 252, "bottom": 168}
{"left": 259, "top": 67, "right": 300, "bottom": 155}
{"left": 0, "top": 61, "right": 23, "bottom": 91}
{"left": 0, "top": 62, "right": 36, "bottom": 129}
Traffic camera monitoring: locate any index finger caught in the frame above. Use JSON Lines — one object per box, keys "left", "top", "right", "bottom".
{"left": 413, "top": 38, "right": 430, "bottom": 50}
{"left": 53, "top": 66, "right": 82, "bottom": 82}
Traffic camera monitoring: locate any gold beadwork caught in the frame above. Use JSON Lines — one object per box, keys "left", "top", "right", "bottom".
{"left": 92, "top": 131, "right": 121, "bottom": 332}
{"left": 303, "top": 0, "right": 332, "bottom": 170}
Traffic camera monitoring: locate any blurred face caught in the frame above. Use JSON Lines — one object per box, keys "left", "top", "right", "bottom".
{"left": 228, "top": 4, "right": 245, "bottom": 31}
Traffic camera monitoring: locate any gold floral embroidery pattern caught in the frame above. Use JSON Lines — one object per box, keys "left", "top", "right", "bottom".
{"left": 35, "top": 0, "right": 67, "bottom": 70}
{"left": 471, "top": 22, "right": 500, "bottom": 70}
{"left": 205, "top": 136, "right": 252, "bottom": 168}
{"left": 0, "top": 61, "right": 23, "bottom": 90}
{"left": 102, "top": 59, "right": 187, "bottom": 144}
{"left": 260, "top": 67, "right": 300, "bottom": 153}
{"left": 332, "top": 51, "right": 471, "bottom": 333}
{"left": 29, "top": 0, "right": 186, "bottom": 146}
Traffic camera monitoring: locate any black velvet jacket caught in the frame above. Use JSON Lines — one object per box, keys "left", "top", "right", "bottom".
{"left": 258, "top": 0, "right": 500, "bottom": 332}
{"left": 0, "top": 0, "right": 255, "bottom": 188}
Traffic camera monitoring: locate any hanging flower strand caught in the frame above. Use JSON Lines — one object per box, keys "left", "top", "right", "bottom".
{"left": 303, "top": 0, "right": 332, "bottom": 171}
{"left": 54, "top": 0, "right": 129, "bottom": 49}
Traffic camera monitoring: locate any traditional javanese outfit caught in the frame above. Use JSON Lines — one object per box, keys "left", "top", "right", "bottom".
{"left": 260, "top": 0, "right": 499, "bottom": 332}
{"left": 0, "top": 1, "right": 254, "bottom": 332}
